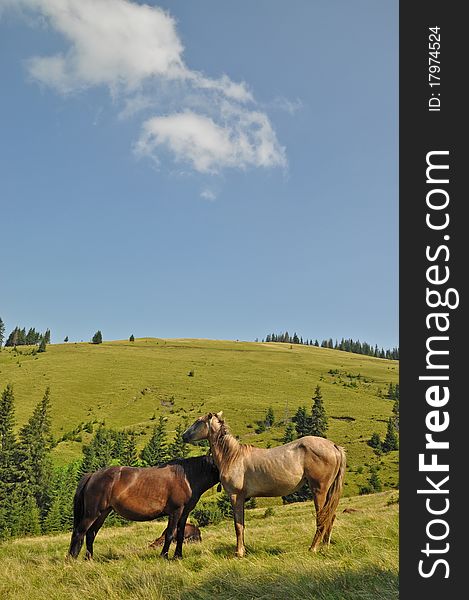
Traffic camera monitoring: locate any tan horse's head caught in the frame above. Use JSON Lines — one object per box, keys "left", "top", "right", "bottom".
{"left": 182, "top": 412, "right": 224, "bottom": 443}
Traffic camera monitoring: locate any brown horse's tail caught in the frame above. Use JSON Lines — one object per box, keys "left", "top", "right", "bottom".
{"left": 317, "top": 445, "right": 346, "bottom": 535}
{"left": 72, "top": 473, "right": 92, "bottom": 531}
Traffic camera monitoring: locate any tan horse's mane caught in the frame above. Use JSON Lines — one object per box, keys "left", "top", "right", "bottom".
{"left": 211, "top": 418, "right": 253, "bottom": 470}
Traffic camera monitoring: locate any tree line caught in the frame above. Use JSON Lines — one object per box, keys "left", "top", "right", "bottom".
{"left": 0, "top": 385, "right": 192, "bottom": 540}
{"left": 1, "top": 323, "right": 50, "bottom": 349}
{"left": 263, "top": 331, "right": 399, "bottom": 360}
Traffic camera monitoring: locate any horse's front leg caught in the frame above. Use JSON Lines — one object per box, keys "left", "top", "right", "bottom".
{"left": 173, "top": 504, "right": 193, "bottom": 560}
{"left": 230, "top": 494, "right": 246, "bottom": 558}
{"left": 160, "top": 508, "right": 183, "bottom": 559}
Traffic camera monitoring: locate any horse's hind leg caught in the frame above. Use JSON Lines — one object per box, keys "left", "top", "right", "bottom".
{"left": 309, "top": 488, "right": 328, "bottom": 552}
{"left": 85, "top": 508, "right": 112, "bottom": 560}
{"left": 323, "top": 514, "right": 336, "bottom": 546}
{"left": 69, "top": 516, "right": 96, "bottom": 559}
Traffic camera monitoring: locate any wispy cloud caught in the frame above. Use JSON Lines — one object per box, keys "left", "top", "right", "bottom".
{"left": 200, "top": 188, "right": 217, "bottom": 201}
{"left": 1, "top": 0, "right": 288, "bottom": 176}
{"left": 135, "top": 109, "right": 286, "bottom": 174}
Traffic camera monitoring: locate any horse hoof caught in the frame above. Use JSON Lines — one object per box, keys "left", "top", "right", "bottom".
{"left": 173, "top": 554, "right": 182, "bottom": 561}
{"left": 309, "top": 545, "right": 318, "bottom": 553}
{"left": 235, "top": 551, "right": 245, "bottom": 559}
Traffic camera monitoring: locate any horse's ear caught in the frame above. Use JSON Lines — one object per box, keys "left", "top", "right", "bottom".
{"left": 215, "top": 411, "right": 224, "bottom": 420}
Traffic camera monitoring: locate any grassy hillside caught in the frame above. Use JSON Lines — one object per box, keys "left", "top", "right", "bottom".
{"left": 0, "top": 338, "right": 399, "bottom": 496}
{"left": 0, "top": 491, "right": 398, "bottom": 600}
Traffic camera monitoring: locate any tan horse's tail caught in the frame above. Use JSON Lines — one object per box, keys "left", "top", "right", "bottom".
{"left": 317, "top": 445, "right": 346, "bottom": 534}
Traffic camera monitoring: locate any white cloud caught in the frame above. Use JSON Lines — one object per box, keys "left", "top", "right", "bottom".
{"left": 200, "top": 188, "right": 217, "bottom": 201}
{"left": 13, "top": 0, "right": 185, "bottom": 93}
{"left": 135, "top": 110, "right": 286, "bottom": 173}
{"left": 1, "top": 0, "right": 288, "bottom": 175}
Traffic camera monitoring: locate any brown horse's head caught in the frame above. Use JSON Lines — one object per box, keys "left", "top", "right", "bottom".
{"left": 182, "top": 412, "right": 224, "bottom": 443}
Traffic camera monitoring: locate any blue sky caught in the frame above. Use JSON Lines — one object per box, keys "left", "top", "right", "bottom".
{"left": 0, "top": 0, "right": 398, "bottom": 348}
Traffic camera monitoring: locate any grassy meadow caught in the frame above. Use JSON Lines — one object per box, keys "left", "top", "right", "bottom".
{"left": 0, "top": 337, "right": 399, "bottom": 496}
{"left": 0, "top": 491, "right": 398, "bottom": 600}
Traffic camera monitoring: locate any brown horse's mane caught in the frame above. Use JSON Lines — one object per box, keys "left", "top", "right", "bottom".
{"left": 211, "top": 419, "right": 253, "bottom": 470}
{"left": 165, "top": 454, "right": 218, "bottom": 483}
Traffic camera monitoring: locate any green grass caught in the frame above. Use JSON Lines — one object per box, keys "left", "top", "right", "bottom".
{"left": 0, "top": 337, "right": 399, "bottom": 495}
{"left": 0, "top": 491, "right": 398, "bottom": 600}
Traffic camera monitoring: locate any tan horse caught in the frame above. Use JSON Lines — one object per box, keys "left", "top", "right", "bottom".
{"left": 183, "top": 412, "right": 346, "bottom": 557}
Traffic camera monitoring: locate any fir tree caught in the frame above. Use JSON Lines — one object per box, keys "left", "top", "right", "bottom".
{"left": 79, "top": 427, "right": 114, "bottom": 476}
{"left": 0, "top": 317, "right": 4, "bottom": 349}
{"left": 123, "top": 431, "right": 139, "bottom": 466}
{"left": 64, "top": 336, "right": 69, "bottom": 342}
{"left": 42, "top": 492, "right": 63, "bottom": 534}
{"left": 283, "top": 422, "right": 295, "bottom": 444}
{"left": 92, "top": 330, "right": 103, "bottom": 344}
{"left": 310, "top": 385, "right": 328, "bottom": 437}
{"left": 37, "top": 337, "right": 47, "bottom": 353}
{"left": 43, "top": 462, "right": 80, "bottom": 534}
{"left": 16, "top": 494, "right": 41, "bottom": 536}
{"left": 5, "top": 327, "right": 20, "bottom": 347}
{"left": 368, "top": 432, "right": 382, "bottom": 452}
{"left": 140, "top": 417, "right": 169, "bottom": 466}
{"left": 368, "top": 466, "right": 383, "bottom": 492}
{"left": 169, "top": 421, "right": 189, "bottom": 459}
{"left": 0, "top": 385, "right": 20, "bottom": 537}
{"left": 292, "top": 406, "right": 313, "bottom": 437}
{"left": 392, "top": 395, "right": 400, "bottom": 431}
{"left": 112, "top": 431, "right": 127, "bottom": 462}
{"left": 265, "top": 406, "right": 275, "bottom": 428}
{"left": 382, "top": 418, "right": 399, "bottom": 452}
{"left": 43, "top": 329, "right": 51, "bottom": 344}
{"left": 129, "top": 334, "right": 135, "bottom": 342}
{"left": 17, "top": 388, "right": 54, "bottom": 517}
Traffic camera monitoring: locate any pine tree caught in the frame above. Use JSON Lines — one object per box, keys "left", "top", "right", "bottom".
{"left": 0, "top": 385, "right": 20, "bottom": 537}
{"left": 129, "top": 334, "right": 135, "bottom": 342}
{"left": 5, "top": 327, "right": 19, "bottom": 347}
{"left": 283, "top": 422, "right": 295, "bottom": 443}
{"left": 265, "top": 407, "right": 275, "bottom": 428}
{"left": 169, "top": 421, "right": 189, "bottom": 459}
{"left": 392, "top": 395, "right": 400, "bottom": 431}
{"left": 368, "top": 466, "right": 383, "bottom": 492}
{"left": 310, "top": 385, "right": 328, "bottom": 437}
{"left": 37, "top": 337, "right": 47, "bottom": 353}
{"left": 43, "top": 462, "right": 80, "bottom": 534}
{"left": 64, "top": 336, "right": 69, "bottom": 342}
{"left": 16, "top": 494, "right": 41, "bottom": 536}
{"left": 43, "top": 329, "right": 51, "bottom": 344}
{"left": 92, "top": 330, "right": 103, "bottom": 344}
{"left": 17, "top": 388, "right": 54, "bottom": 517}
{"left": 382, "top": 418, "right": 399, "bottom": 452}
{"left": 123, "top": 431, "right": 139, "bottom": 466}
{"left": 0, "top": 317, "right": 4, "bottom": 350}
{"left": 42, "top": 492, "right": 63, "bottom": 534}
{"left": 140, "top": 417, "right": 169, "bottom": 466}
{"left": 112, "top": 431, "right": 127, "bottom": 462}
{"left": 292, "top": 406, "right": 313, "bottom": 437}
{"left": 79, "top": 427, "right": 114, "bottom": 476}
{"left": 368, "top": 432, "right": 382, "bottom": 452}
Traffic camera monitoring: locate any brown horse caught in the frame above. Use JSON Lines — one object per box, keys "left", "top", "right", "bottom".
{"left": 68, "top": 455, "right": 219, "bottom": 560}
{"left": 183, "top": 412, "right": 346, "bottom": 557}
